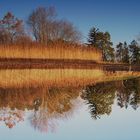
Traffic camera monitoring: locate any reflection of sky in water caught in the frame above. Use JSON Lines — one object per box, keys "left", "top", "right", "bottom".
{"left": 0, "top": 99, "right": 140, "bottom": 140}
{"left": 0, "top": 71, "right": 140, "bottom": 140}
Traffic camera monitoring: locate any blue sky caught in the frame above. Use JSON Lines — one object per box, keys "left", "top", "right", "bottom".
{"left": 0, "top": 0, "right": 140, "bottom": 46}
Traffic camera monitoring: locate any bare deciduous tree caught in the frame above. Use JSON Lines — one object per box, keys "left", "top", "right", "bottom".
{"left": 27, "top": 7, "right": 56, "bottom": 44}
{"left": 47, "top": 20, "right": 81, "bottom": 43}
{"left": 0, "top": 12, "right": 25, "bottom": 45}
{"left": 27, "top": 7, "right": 81, "bottom": 44}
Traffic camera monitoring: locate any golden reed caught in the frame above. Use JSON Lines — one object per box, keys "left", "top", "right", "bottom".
{"left": 0, "top": 42, "right": 102, "bottom": 61}
{"left": 0, "top": 69, "right": 139, "bottom": 88}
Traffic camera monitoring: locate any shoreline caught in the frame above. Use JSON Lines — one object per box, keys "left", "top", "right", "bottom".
{"left": 0, "top": 58, "right": 140, "bottom": 71}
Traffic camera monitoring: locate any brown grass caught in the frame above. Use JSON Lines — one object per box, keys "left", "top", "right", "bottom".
{"left": 0, "top": 42, "right": 102, "bottom": 61}
{"left": 0, "top": 68, "right": 140, "bottom": 88}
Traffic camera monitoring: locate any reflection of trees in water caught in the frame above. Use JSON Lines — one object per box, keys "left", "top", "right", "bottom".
{"left": 30, "top": 87, "right": 80, "bottom": 133}
{"left": 0, "top": 78, "right": 140, "bottom": 131}
{"left": 29, "top": 108, "right": 57, "bottom": 133}
{"left": 116, "top": 79, "right": 140, "bottom": 110}
{"left": 0, "top": 108, "right": 24, "bottom": 128}
{"left": 0, "top": 86, "right": 80, "bottom": 132}
{"left": 81, "top": 82, "right": 115, "bottom": 119}
{"left": 81, "top": 78, "right": 140, "bottom": 119}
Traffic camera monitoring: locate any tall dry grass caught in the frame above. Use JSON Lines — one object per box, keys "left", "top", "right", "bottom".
{"left": 0, "top": 42, "right": 102, "bottom": 61}
{"left": 0, "top": 68, "right": 139, "bottom": 88}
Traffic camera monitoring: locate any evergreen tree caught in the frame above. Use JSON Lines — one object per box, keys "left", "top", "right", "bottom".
{"left": 129, "top": 40, "right": 140, "bottom": 64}
{"left": 122, "top": 42, "right": 129, "bottom": 63}
{"left": 87, "top": 27, "right": 114, "bottom": 61}
{"left": 88, "top": 27, "right": 99, "bottom": 48}
{"left": 116, "top": 42, "right": 129, "bottom": 63}
{"left": 116, "top": 42, "right": 123, "bottom": 62}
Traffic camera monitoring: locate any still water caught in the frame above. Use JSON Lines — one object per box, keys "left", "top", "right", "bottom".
{"left": 0, "top": 68, "right": 140, "bottom": 140}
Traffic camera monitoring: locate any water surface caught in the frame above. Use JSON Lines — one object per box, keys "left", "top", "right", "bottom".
{"left": 0, "top": 68, "right": 140, "bottom": 140}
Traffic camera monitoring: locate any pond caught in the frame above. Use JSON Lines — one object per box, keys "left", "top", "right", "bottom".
{"left": 0, "top": 68, "right": 140, "bottom": 140}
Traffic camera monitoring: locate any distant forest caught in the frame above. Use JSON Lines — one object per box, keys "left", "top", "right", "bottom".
{"left": 0, "top": 6, "right": 140, "bottom": 63}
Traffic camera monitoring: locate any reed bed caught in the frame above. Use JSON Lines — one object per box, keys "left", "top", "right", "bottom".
{"left": 0, "top": 68, "right": 140, "bottom": 88}
{"left": 0, "top": 42, "right": 102, "bottom": 61}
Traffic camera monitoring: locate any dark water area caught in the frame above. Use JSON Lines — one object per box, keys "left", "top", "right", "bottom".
{"left": 0, "top": 67, "right": 140, "bottom": 140}
{"left": 0, "top": 58, "right": 140, "bottom": 71}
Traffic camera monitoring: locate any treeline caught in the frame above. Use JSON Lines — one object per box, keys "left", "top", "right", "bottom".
{"left": 82, "top": 78, "right": 140, "bottom": 119}
{"left": 0, "top": 6, "right": 139, "bottom": 63}
{"left": 0, "top": 6, "right": 102, "bottom": 61}
{"left": 87, "top": 27, "right": 140, "bottom": 64}
{"left": 116, "top": 40, "right": 140, "bottom": 64}
{"left": 0, "top": 6, "right": 81, "bottom": 45}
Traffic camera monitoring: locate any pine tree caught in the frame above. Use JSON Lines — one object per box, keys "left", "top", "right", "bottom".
{"left": 116, "top": 42, "right": 123, "bottom": 62}
{"left": 122, "top": 42, "right": 129, "bottom": 63}
{"left": 116, "top": 42, "right": 129, "bottom": 63}
{"left": 129, "top": 40, "right": 140, "bottom": 64}
{"left": 87, "top": 27, "right": 114, "bottom": 61}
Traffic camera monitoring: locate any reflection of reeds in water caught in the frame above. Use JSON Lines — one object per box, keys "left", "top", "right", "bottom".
{"left": 0, "top": 86, "right": 81, "bottom": 132}
{"left": 0, "top": 87, "right": 80, "bottom": 112}
{"left": 0, "top": 69, "right": 140, "bottom": 88}
{"left": 0, "top": 75, "right": 140, "bottom": 132}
